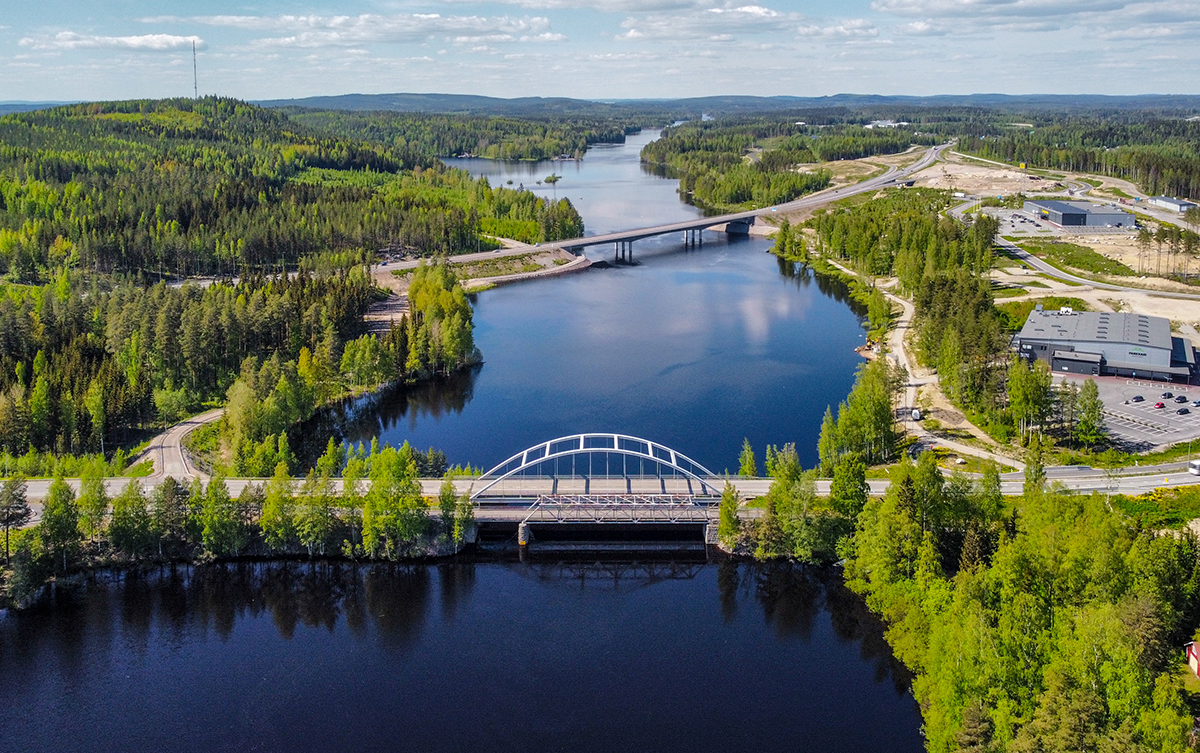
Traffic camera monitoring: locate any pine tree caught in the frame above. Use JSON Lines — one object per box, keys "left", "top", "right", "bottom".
{"left": 958, "top": 522, "right": 985, "bottom": 573}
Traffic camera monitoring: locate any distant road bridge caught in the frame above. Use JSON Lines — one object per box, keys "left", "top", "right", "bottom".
{"left": 544, "top": 144, "right": 948, "bottom": 260}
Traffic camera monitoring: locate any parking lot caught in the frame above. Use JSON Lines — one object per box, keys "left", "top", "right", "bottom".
{"left": 1059, "top": 374, "right": 1200, "bottom": 450}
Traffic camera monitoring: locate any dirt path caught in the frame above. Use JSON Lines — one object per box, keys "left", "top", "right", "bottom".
{"left": 822, "top": 258, "right": 1025, "bottom": 470}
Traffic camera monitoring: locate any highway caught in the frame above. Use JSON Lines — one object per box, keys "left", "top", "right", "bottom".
{"left": 542, "top": 144, "right": 948, "bottom": 251}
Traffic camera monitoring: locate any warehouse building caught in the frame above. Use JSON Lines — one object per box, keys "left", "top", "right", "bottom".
{"left": 1149, "top": 196, "right": 1198, "bottom": 213}
{"left": 1022, "top": 199, "right": 1136, "bottom": 228}
{"left": 1013, "top": 308, "right": 1196, "bottom": 382}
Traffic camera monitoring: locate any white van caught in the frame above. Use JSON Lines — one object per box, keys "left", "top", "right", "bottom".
{"left": 1190, "top": 460, "right": 1200, "bottom": 476}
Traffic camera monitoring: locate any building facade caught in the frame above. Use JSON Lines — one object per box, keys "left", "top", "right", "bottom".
{"left": 1149, "top": 196, "right": 1198, "bottom": 213}
{"left": 1013, "top": 308, "right": 1196, "bottom": 382}
{"left": 1023, "top": 199, "right": 1136, "bottom": 228}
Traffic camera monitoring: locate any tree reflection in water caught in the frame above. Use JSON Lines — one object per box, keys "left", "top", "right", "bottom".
{"left": 3, "top": 559, "right": 911, "bottom": 695}
{"left": 293, "top": 365, "right": 481, "bottom": 465}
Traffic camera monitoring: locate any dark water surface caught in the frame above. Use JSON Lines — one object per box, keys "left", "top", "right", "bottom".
{"left": 317, "top": 131, "right": 869, "bottom": 472}
{"left": 0, "top": 561, "right": 923, "bottom": 753}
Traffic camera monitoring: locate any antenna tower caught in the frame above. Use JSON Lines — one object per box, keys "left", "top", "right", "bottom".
{"left": 192, "top": 41, "right": 198, "bottom": 99}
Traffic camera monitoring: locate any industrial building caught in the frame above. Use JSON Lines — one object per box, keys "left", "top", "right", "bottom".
{"left": 1149, "top": 196, "right": 1198, "bottom": 213}
{"left": 1013, "top": 308, "right": 1196, "bottom": 382}
{"left": 1022, "top": 199, "right": 1136, "bottom": 228}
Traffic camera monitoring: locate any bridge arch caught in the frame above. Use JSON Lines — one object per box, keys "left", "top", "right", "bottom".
{"left": 471, "top": 433, "right": 717, "bottom": 500}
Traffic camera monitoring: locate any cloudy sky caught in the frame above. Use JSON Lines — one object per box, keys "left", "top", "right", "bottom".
{"left": 3, "top": 0, "right": 1199, "bottom": 101}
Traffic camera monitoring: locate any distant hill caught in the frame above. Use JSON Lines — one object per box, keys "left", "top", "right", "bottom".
{"left": 255, "top": 93, "right": 640, "bottom": 116}
{"left": 255, "top": 92, "right": 1200, "bottom": 116}
{"left": 0, "top": 101, "right": 77, "bottom": 115}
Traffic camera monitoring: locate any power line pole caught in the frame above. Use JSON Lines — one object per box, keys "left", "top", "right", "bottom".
{"left": 192, "top": 41, "right": 198, "bottom": 99}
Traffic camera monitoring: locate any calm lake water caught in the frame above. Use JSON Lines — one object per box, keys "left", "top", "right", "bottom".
{"left": 0, "top": 561, "right": 923, "bottom": 753}
{"left": 315, "top": 130, "right": 869, "bottom": 472}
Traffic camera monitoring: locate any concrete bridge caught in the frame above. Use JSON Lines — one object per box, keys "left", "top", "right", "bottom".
{"left": 545, "top": 144, "right": 948, "bottom": 260}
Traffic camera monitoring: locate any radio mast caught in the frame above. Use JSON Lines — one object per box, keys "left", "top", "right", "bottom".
{"left": 192, "top": 41, "right": 198, "bottom": 98}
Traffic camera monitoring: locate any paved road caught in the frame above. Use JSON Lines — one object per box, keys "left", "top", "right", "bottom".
{"left": 994, "top": 235, "right": 1200, "bottom": 301}
{"left": 130, "top": 408, "right": 223, "bottom": 481}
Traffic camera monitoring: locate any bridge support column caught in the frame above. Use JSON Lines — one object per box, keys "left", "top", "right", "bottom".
{"left": 705, "top": 522, "right": 720, "bottom": 546}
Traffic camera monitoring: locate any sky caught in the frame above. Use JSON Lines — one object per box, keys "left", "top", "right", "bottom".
{"left": 2, "top": 0, "right": 1199, "bottom": 102}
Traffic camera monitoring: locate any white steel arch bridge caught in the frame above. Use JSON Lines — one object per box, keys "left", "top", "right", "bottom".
{"left": 470, "top": 433, "right": 720, "bottom": 502}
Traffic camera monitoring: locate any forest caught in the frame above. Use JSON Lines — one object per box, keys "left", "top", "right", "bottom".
{"left": 960, "top": 118, "right": 1200, "bottom": 200}
{"left": 721, "top": 433, "right": 1200, "bottom": 752}
{"left": 0, "top": 97, "right": 584, "bottom": 280}
{"left": 285, "top": 109, "right": 643, "bottom": 161}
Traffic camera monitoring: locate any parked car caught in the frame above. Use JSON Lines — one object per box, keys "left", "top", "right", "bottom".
{"left": 1192, "top": 399, "right": 1200, "bottom": 407}
{"left": 1178, "top": 408, "right": 1190, "bottom": 415}
{"left": 1154, "top": 402, "right": 1166, "bottom": 409}
{"left": 1161, "top": 392, "right": 1174, "bottom": 399}
{"left": 1176, "top": 396, "right": 1189, "bottom": 403}
{"left": 1131, "top": 395, "right": 1144, "bottom": 402}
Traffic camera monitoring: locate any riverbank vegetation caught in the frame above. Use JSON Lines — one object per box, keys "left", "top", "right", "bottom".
{"left": 640, "top": 118, "right": 937, "bottom": 212}
{"left": 0, "top": 441, "right": 477, "bottom": 607}
{"left": 804, "top": 188, "right": 1120, "bottom": 457}
{"left": 724, "top": 438, "right": 1200, "bottom": 751}
{"left": 0, "top": 261, "right": 379, "bottom": 470}
{"left": 845, "top": 459, "right": 1199, "bottom": 753}
{"left": 0, "top": 98, "right": 533, "bottom": 473}
{"left": 194, "top": 261, "right": 478, "bottom": 476}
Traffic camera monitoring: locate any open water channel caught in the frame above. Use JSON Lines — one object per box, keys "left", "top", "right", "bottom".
{"left": 0, "top": 131, "right": 924, "bottom": 752}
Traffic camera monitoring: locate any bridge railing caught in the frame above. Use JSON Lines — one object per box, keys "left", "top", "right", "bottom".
{"left": 471, "top": 474, "right": 719, "bottom": 500}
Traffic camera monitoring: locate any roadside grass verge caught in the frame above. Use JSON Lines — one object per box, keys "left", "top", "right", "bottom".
{"left": 1018, "top": 239, "right": 1135, "bottom": 277}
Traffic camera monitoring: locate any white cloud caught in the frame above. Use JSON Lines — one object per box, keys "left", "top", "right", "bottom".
{"left": 798, "top": 19, "right": 879, "bottom": 37}
{"left": 19, "top": 32, "right": 204, "bottom": 51}
{"left": 870, "top": 0, "right": 1135, "bottom": 17}
{"left": 148, "top": 13, "right": 552, "bottom": 48}
{"left": 614, "top": 4, "right": 802, "bottom": 40}
{"left": 898, "top": 19, "right": 949, "bottom": 35}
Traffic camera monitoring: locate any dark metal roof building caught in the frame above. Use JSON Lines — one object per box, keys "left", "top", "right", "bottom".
{"left": 1013, "top": 309, "right": 1195, "bottom": 381}
{"left": 1023, "top": 200, "right": 1135, "bottom": 227}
